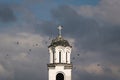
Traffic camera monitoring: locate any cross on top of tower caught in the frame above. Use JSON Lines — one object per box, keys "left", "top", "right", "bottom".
{"left": 58, "top": 26, "right": 63, "bottom": 37}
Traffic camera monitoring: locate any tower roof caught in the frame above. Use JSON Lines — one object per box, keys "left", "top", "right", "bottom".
{"left": 48, "top": 36, "right": 71, "bottom": 47}
{"left": 48, "top": 26, "right": 72, "bottom": 48}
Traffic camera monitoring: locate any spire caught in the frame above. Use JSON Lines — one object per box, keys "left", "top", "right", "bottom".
{"left": 58, "top": 26, "right": 63, "bottom": 37}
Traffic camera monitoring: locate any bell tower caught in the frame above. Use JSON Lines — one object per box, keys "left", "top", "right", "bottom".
{"left": 47, "top": 26, "right": 72, "bottom": 80}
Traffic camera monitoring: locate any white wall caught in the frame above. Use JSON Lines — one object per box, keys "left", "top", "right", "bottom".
{"left": 48, "top": 66, "right": 72, "bottom": 80}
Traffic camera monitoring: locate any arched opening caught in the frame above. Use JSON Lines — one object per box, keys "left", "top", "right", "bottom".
{"left": 56, "top": 73, "right": 64, "bottom": 80}
{"left": 59, "top": 52, "right": 61, "bottom": 63}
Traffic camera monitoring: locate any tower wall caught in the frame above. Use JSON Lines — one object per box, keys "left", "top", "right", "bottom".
{"left": 48, "top": 65, "right": 72, "bottom": 80}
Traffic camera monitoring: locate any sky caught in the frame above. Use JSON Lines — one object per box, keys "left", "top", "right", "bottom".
{"left": 0, "top": 0, "right": 120, "bottom": 80}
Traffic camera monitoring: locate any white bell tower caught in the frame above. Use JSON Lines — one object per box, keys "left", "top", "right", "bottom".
{"left": 47, "top": 26, "right": 72, "bottom": 80}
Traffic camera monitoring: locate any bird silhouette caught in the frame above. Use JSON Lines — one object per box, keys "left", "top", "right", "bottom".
{"left": 36, "top": 44, "right": 38, "bottom": 46}
{"left": 16, "top": 41, "right": 19, "bottom": 45}
{"left": 77, "top": 54, "right": 80, "bottom": 56}
{"left": 97, "top": 64, "right": 100, "bottom": 66}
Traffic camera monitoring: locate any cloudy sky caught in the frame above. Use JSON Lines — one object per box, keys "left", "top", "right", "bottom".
{"left": 0, "top": 0, "right": 120, "bottom": 80}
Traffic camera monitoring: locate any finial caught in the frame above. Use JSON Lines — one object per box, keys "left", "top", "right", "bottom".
{"left": 58, "top": 26, "right": 63, "bottom": 37}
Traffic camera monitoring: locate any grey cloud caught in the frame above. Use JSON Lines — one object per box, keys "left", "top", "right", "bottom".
{"left": 0, "top": 33, "right": 49, "bottom": 80}
{"left": 76, "top": 71, "right": 118, "bottom": 80}
{"left": 78, "top": 0, "right": 120, "bottom": 25}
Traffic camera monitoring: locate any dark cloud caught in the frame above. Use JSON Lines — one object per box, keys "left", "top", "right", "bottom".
{"left": 51, "top": 5, "right": 120, "bottom": 62}
{"left": 51, "top": 5, "right": 100, "bottom": 39}
{"left": 0, "top": 4, "right": 16, "bottom": 22}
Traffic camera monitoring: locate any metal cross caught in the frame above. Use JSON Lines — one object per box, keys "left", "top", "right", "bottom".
{"left": 58, "top": 26, "right": 63, "bottom": 37}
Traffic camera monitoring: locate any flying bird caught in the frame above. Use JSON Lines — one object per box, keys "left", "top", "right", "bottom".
{"left": 77, "top": 54, "right": 80, "bottom": 56}
{"left": 97, "top": 64, "right": 100, "bottom": 66}
{"left": 16, "top": 41, "right": 19, "bottom": 45}
{"left": 36, "top": 44, "right": 38, "bottom": 46}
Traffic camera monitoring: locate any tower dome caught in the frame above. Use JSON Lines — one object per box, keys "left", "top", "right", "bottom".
{"left": 48, "top": 36, "right": 71, "bottom": 48}
{"left": 48, "top": 26, "right": 71, "bottom": 48}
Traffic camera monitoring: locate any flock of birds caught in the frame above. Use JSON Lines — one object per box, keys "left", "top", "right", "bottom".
{"left": 15, "top": 40, "right": 81, "bottom": 59}
{"left": 4, "top": 37, "right": 102, "bottom": 71}
{"left": 16, "top": 41, "right": 44, "bottom": 54}
{"left": 5, "top": 41, "right": 44, "bottom": 57}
